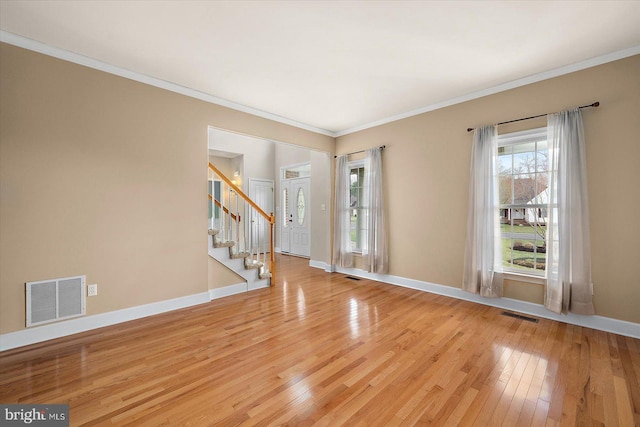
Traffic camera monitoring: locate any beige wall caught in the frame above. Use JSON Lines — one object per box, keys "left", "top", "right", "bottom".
{"left": 1, "top": 41, "right": 637, "bottom": 337}
{"left": 208, "top": 129, "right": 276, "bottom": 191}
{"left": 310, "top": 150, "right": 332, "bottom": 264}
{"left": 336, "top": 55, "right": 640, "bottom": 324}
{"left": 208, "top": 155, "right": 234, "bottom": 179}
{"left": 0, "top": 43, "right": 334, "bottom": 334}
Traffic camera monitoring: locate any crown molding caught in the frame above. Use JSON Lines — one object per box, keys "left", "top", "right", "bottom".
{"left": 0, "top": 30, "right": 336, "bottom": 138}
{"left": 335, "top": 45, "right": 640, "bottom": 137}
{"left": 2, "top": 30, "right": 638, "bottom": 140}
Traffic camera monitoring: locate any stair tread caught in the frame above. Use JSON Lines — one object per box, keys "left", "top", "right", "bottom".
{"left": 230, "top": 251, "right": 250, "bottom": 259}
{"left": 213, "top": 241, "right": 234, "bottom": 248}
{"left": 245, "top": 260, "right": 264, "bottom": 269}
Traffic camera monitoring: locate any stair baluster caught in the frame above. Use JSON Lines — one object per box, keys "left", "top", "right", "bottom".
{"left": 208, "top": 162, "right": 274, "bottom": 278}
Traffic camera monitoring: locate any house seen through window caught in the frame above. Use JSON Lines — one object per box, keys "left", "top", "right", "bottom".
{"left": 498, "top": 128, "right": 552, "bottom": 276}
{"left": 349, "top": 163, "right": 366, "bottom": 252}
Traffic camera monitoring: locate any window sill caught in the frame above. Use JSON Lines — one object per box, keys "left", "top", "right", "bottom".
{"left": 503, "top": 271, "right": 546, "bottom": 285}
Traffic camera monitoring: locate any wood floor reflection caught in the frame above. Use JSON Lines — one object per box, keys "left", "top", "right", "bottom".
{"left": 1, "top": 254, "right": 638, "bottom": 426}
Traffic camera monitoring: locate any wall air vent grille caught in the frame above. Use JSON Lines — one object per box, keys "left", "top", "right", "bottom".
{"left": 500, "top": 311, "right": 539, "bottom": 323}
{"left": 26, "top": 276, "right": 86, "bottom": 327}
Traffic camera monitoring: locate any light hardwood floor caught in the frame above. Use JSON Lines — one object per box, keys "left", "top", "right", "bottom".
{"left": 1, "top": 254, "right": 639, "bottom": 426}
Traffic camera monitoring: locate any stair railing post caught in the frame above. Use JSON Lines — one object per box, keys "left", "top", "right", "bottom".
{"left": 209, "top": 193, "right": 216, "bottom": 230}
{"left": 228, "top": 190, "right": 233, "bottom": 253}
{"left": 248, "top": 206, "right": 251, "bottom": 257}
{"left": 235, "top": 191, "right": 240, "bottom": 253}
{"left": 262, "top": 215, "right": 267, "bottom": 267}
{"left": 231, "top": 189, "right": 236, "bottom": 254}
{"left": 243, "top": 200, "right": 248, "bottom": 253}
{"left": 221, "top": 182, "right": 226, "bottom": 242}
{"left": 256, "top": 215, "right": 262, "bottom": 270}
{"left": 270, "top": 213, "right": 275, "bottom": 265}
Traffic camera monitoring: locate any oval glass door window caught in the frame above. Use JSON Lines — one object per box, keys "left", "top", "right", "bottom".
{"left": 297, "top": 187, "right": 306, "bottom": 225}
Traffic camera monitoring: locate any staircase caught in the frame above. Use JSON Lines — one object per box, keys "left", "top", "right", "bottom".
{"left": 208, "top": 162, "right": 275, "bottom": 291}
{"left": 208, "top": 229, "right": 271, "bottom": 290}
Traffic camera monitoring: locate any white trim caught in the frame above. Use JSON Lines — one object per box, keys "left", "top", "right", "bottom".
{"left": 249, "top": 279, "right": 270, "bottom": 291}
{"left": 504, "top": 271, "right": 545, "bottom": 285}
{"left": 3, "top": 267, "right": 637, "bottom": 351}
{"left": 209, "top": 282, "right": 248, "bottom": 300}
{"left": 0, "top": 30, "right": 334, "bottom": 138}
{"left": 3, "top": 31, "right": 638, "bottom": 139}
{"left": 335, "top": 45, "right": 640, "bottom": 137}
{"left": 332, "top": 266, "right": 640, "bottom": 339}
{"left": 0, "top": 292, "right": 210, "bottom": 352}
{"left": 497, "top": 127, "right": 547, "bottom": 145}
{"left": 280, "top": 162, "right": 312, "bottom": 181}
{"left": 309, "top": 260, "right": 336, "bottom": 273}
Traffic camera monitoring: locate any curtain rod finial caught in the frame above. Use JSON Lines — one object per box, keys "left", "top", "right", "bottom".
{"left": 592, "top": 101, "right": 600, "bottom": 107}
{"left": 467, "top": 128, "right": 474, "bottom": 132}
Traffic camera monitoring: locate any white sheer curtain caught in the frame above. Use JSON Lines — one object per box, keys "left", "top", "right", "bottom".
{"left": 332, "top": 155, "right": 353, "bottom": 268}
{"left": 363, "top": 147, "right": 388, "bottom": 274}
{"left": 463, "top": 125, "right": 503, "bottom": 297}
{"left": 546, "top": 109, "right": 594, "bottom": 315}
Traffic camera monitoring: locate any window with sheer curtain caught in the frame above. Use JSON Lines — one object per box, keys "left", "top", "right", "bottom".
{"left": 333, "top": 148, "right": 387, "bottom": 274}
{"left": 497, "top": 127, "right": 552, "bottom": 277}
{"left": 464, "top": 109, "right": 594, "bottom": 315}
{"left": 463, "top": 125, "right": 503, "bottom": 297}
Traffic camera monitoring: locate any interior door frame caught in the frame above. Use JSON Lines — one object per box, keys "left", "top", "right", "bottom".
{"left": 289, "top": 177, "right": 311, "bottom": 257}
{"left": 280, "top": 170, "right": 311, "bottom": 257}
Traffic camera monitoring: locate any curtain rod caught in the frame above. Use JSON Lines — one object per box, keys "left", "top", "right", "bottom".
{"left": 466, "top": 102, "right": 600, "bottom": 132}
{"left": 334, "top": 145, "right": 386, "bottom": 158}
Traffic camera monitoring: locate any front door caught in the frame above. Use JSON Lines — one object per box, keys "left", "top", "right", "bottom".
{"left": 281, "top": 177, "right": 310, "bottom": 257}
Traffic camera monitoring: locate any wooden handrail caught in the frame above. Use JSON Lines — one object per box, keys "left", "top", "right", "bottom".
{"left": 208, "top": 194, "right": 240, "bottom": 222}
{"left": 208, "top": 162, "right": 275, "bottom": 225}
{"left": 209, "top": 162, "right": 276, "bottom": 265}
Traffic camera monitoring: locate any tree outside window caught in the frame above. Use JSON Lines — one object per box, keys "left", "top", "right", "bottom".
{"left": 498, "top": 128, "right": 551, "bottom": 275}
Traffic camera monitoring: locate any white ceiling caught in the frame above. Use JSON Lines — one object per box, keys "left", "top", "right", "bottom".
{"left": 1, "top": 1, "right": 639, "bottom": 136}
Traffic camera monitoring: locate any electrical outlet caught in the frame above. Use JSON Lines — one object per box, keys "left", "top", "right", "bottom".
{"left": 88, "top": 284, "right": 98, "bottom": 297}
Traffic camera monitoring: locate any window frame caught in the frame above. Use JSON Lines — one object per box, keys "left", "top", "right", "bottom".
{"left": 497, "top": 127, "right": 550, "bottom": 283}
{"left": 348, "top": 160, "right": 366, "bottom": 253}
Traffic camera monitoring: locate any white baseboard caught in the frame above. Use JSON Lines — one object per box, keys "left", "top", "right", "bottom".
{"left": 0, "top": 292, "right": 211, "bottom": 352}
{"left": 309, "top": 259, "right": 335, "bottom": 273}
{"left": 1, "top": 280, "right": 272, "bottom": 351}
{"left": 209, "top": 282, "right": 248, "bottom": 300}
{"left": 327, "top": 264, "right": 640, "bottom": 340}
{"left": 4, "top": 264, "right": 637, "bottom": 352}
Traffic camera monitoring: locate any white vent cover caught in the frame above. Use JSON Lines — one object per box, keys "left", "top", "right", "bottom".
{"left": 26, "top": 275, "right": 86, "bottom": 327}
